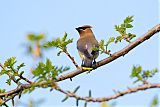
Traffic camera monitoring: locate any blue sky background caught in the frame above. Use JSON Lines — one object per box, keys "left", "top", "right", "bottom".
{"left": 0, "top": 0, "right": 159, "bottom": 107}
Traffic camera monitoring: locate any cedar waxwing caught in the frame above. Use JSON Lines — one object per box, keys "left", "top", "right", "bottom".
{"left": 76, "top": 25, "right": 99, "bottom": 68}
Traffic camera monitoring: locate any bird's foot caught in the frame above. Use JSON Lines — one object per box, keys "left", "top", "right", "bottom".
{"left": 92, "top": 60, "right": 97, "bottom": 69}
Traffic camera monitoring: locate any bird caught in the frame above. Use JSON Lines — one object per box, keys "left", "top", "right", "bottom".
{"left": 76, "top": 25, "right": 99, "bottom": 68}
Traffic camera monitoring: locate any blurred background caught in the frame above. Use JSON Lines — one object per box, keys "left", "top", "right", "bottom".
{"left": 0, "top": 0, "right": 159, "bottom": 107}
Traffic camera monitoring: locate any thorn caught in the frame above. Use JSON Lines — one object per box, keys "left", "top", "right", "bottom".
{"left": 70, "top": 78, "right": 72, "bottom": 81}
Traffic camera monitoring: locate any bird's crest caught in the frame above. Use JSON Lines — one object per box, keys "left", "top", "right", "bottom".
{"left": 76, "top": 25, "right": 92, "bottom": 30}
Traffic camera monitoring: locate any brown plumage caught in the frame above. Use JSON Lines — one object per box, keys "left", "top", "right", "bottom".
{"left": 76, "top": 25, "right": 99, "bottom": 67}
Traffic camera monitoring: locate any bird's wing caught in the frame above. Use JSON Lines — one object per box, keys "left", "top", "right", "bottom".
{"left": 78, "top": 47, "right": 92, "bottom": 59}
{"left": 77, "top": 40, "right": 92, "bottom": 59}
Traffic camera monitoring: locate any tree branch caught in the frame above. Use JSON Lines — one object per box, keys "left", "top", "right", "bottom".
{"left": 64, "top": 49, "right": 79, "bottom": 68}
{"left": 1, "top": 80, "right": 159, "bottom": 103}
{"left": 0, "top": 63, "right": 20, "bottom": 85}
{"left": 56, "top": 83, "right": 160, "bottom": 102}
{"left": 0, "top": 63, "right": 32, "bottom": 84}
{"left": 56, "top": 24, "right": 160, "bottom": 81}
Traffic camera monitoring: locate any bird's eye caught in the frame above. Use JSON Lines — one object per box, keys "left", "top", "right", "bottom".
{"left": 78, "top": 27, "right": 87, "bottom": 30}
{"left": 81, "top": 28, "right": 86, "bottom": 30}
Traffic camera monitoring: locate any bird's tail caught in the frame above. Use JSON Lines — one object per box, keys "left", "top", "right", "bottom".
{"left": 82, "top": 58, "right": 93, "bottom": 68}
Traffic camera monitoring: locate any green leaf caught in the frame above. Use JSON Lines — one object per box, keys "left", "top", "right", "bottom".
{"left": 4, "top": 57, "right": 16, "bottom": 68}
{"left": 114, "top": 25, "right": 120, "bottom": 31}
{"left": 45, "top": 59, "right": 53, "bottom": 72}
{"left": 0, "top": 98, "right": 4, "bottom": 106}
{"left": 27, "top": 34, "right": 36, "bottom": 41}
{"left": 115, "top": 16, "right": 135, "bottom": 43}
{"left": 84, "top": 102, "right": 87, "bottom": 107}
{"left": 56, "top": 38, "right": 61, "bottom": 44}
{"left": 56, "top": 66, "right": 70, "bottom": 74}
{"left": 43, "top": 40, "right": 58, "bottom": 48}
{"left": 99, "top": 40, "right": 105, "bottom": 53}
{"left": 16, "top": 78, "right": 21, "bottom": 83}
{"left": 131, "top": 66, "right": 142, "bottom": 77}
{"left": 27, "top": 33, "right": 45, "bottom": 41}
{"left": 126, "top": 24, "right": 133, "bottom": 28}
{"left": 131, "top": 66, "right": 158, "bottom": 83}
{"left": 11, "top": 98, "right": 14, "bottom": 106}
{"left": 89, "top": 90, "right": 92, "bottom": 97}
{"left": 150, "top": 95, "right": 158, "bottom": 107}
{"left": 44, "top": 34, "right": 73, "bottom": 50}
{"left": 36, "top": 33, "right": 45, "bottom": 41}
{"left": 99, "top": 40, "right": 104, "bottom": 46}
{"left": 62, "top": 32, "right": 67, "bottom": 42}
{"left": 62, "top": 66, "right": 70, "bottom": 71}
{"left": 92, "top": 47, "right": 99, "bottom": 51}
{"left": 127, "top": 33, "right": 136, "bottom": 40}
{"left": 73, "top": 86, "right": 80, "bottom": 93}
{"left": 32, "top": 59, "right": 70, "bottom": 81}
{"left": 115, "top": 36, "right": 123, "bottom": 43}
{"left": 152, "top": 69, "right": 158, "bottom": 74}
{"left": 106, "top": 37, "right": 115, "bottom": 46}
{"left": 76, "top": 98, "right": 79, "bottom": 106}
{"left": 6, "top": 78, "right": 11, "bottom": 85}
{"left": 17, "top": 63, "right": 25, "bottom": 71}
{"left": 20, "top": 71, "right": 24, "bottom": 76}
{"left": 61, "top": 96, "right": 68, "bottom": 102}
{"left": 120, "top": 24, "right": 125, "bottom": 28}
{"left": 0, "top": 70, "right": 8, "bottom": 75}
{"left": 32, "top": 62, "right": 45, "bottom": 76}
{"left": 0, "top": 89, "right": 6, "bottom": 93}
{"left": 124, "top": 16, "right": 134, "bottom": 23}
{"left": 142, "top": 69, "right": 158, "bottom": 79}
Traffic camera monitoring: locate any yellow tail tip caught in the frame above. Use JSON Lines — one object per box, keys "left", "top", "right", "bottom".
{"left": 82, "top": 67, "right": 93, "bottom": 71}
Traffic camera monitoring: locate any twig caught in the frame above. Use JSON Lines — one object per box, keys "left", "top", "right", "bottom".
{"left": 0, "top": 63, "right": 20, "bottom": 85}
{"left": 56, "top": 24, "right": 160, "bottom": 81}
{"left": 18, "top": 75, "right": 32, "bottom": 84}
{"left": 2, "top": 93, "right": 19, "bottom": 105}
{"left": 0, "top": 63, "right": 5, "bottom": 70}
{"left": 64, "top": 50, "right": 79, "bottom": 68}
{"left": 0, "top": 63, "right": 32, "bottom": 84}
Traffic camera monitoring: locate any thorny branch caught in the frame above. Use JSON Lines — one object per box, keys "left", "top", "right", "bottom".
{"left": 56, "top": 83, "right": 160, "bottom": 102}
{"left": 0, "top": 24, "right": 160, "bottom": 104}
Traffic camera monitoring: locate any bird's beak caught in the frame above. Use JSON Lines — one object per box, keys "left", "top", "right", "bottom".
{"left": 75, "top": 28, "right": 79, "bottom": 31}
{"left": 75, "top": 28, "right": 80, "bottom": 33}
